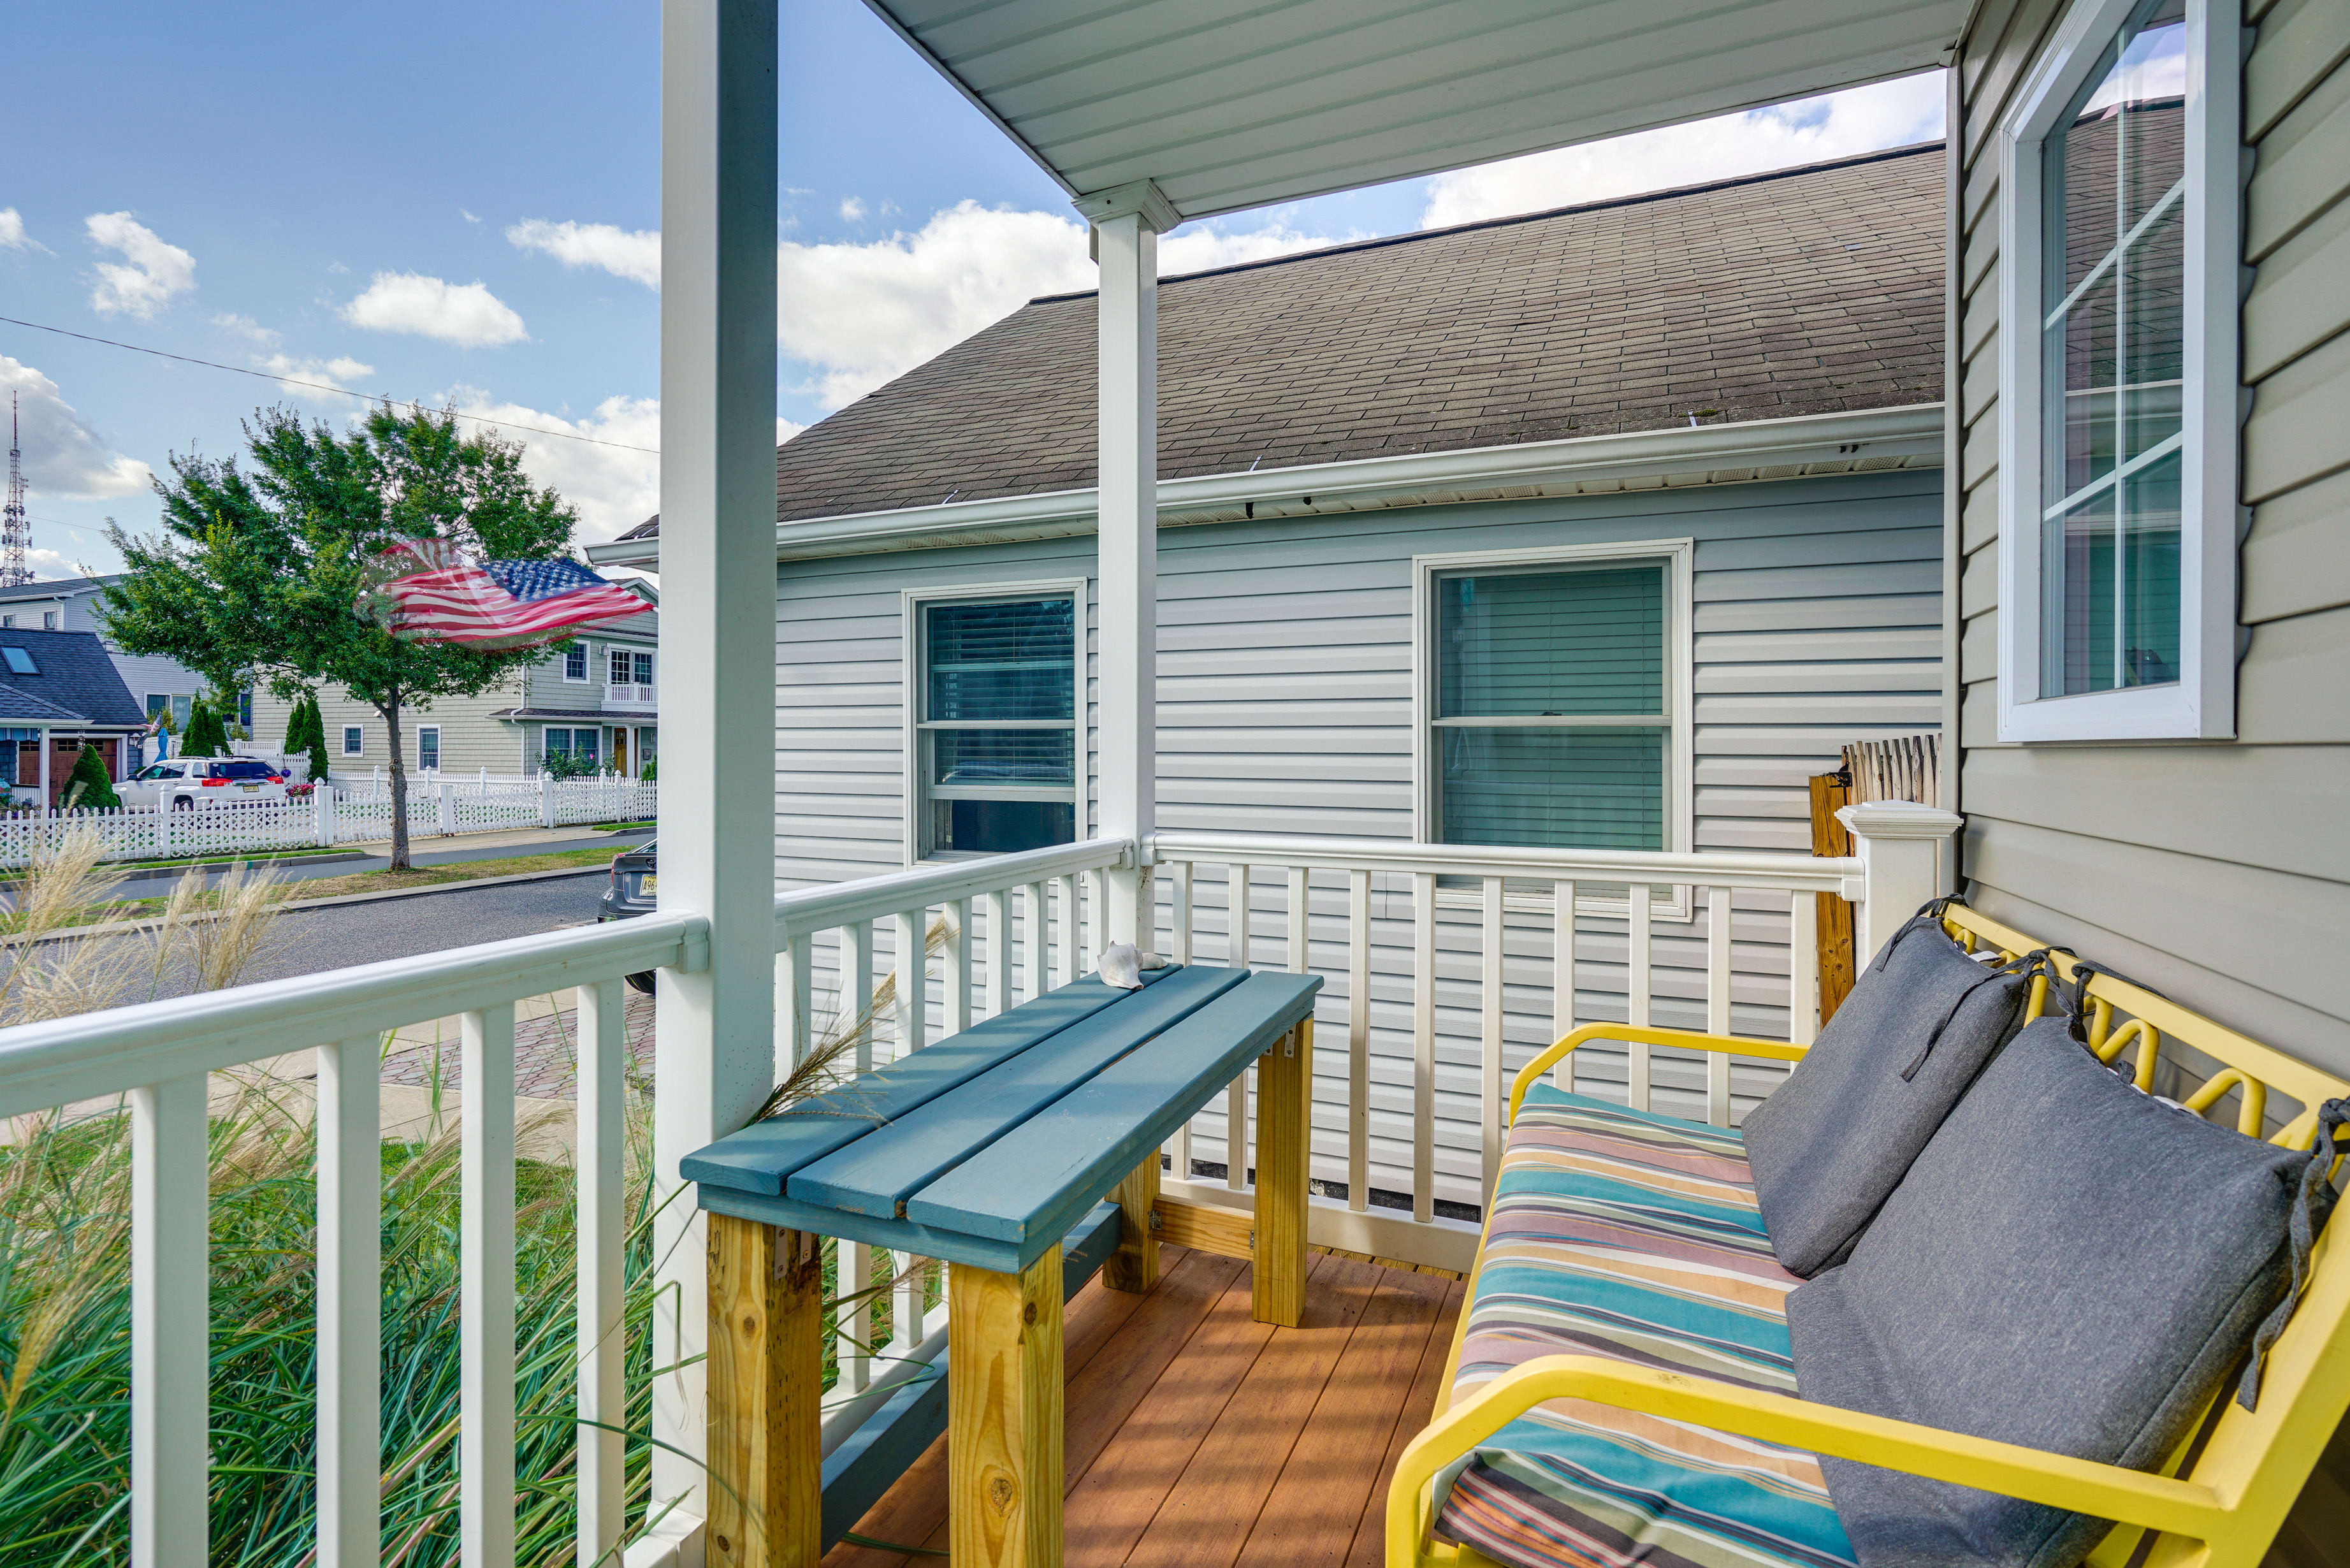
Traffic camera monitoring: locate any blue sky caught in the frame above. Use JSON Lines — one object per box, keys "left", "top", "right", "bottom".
{"left": 3, "top": 2, "right": 1943, "bottom": 575}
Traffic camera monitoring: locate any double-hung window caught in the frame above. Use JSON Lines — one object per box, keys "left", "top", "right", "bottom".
{"left": 608, "top": 648, "right": 634, "bottom": 686}
{"left": 1421, "top": 544, "right": 1689, "bottom": 854}
{"left": 911, "top": 589, "right": 1080, "bottom": 858}
{"left": 1998, "top": 0, "right": 2238, "bottom": 739}
{"left": 416, "top": 725, "right": 440, "bottom": 771}
{"left": 563, "top": 642, "right": 588, "bottom": 682}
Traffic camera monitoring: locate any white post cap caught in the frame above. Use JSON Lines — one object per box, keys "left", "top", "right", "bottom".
{"left": 1836, "top": 801, "right": 1964, "bottom": 841}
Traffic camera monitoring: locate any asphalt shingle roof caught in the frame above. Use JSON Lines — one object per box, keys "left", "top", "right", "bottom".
{"left": 622, "top": 142, "right": 1943, "bottom": 540}
{"left": 0, "top": 629, "right": 149, "bottom": 728}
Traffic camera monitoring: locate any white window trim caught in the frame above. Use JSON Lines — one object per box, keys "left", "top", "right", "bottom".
{"left": 1412, "top": 539, "right": 1696, "bottom": 916}
{"left": 1994, "top": 0, "right": 2240, "bottom": 742}
{"left": 416, "top": 724, "right": 442, "bottom": 771}
{"left": 901, "top": 577, "right": 1088, "bottom": 867}
{"left": 563, "top": 642, "right": 591, "bottom": 683}
{"left": 341, "top": 725, "right": 364, "bottom": 757}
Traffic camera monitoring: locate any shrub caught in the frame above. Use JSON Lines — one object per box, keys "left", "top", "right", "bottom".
{"left": 540, "top": 748, "right": 597, "bottom": 781}
{"left": 61, "top": 744, "right": 119, "bottom": 811}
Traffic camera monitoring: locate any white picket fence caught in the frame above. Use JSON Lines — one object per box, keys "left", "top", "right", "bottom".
{"left": 0, "top": 773, "right": 656, "bottom": 867}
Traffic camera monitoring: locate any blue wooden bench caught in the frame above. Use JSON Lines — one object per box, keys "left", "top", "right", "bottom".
{"left": 686, "top": 962, "right": 1322, "bottom": 1568}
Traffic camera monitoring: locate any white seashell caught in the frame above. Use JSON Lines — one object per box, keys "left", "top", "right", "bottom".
{"left": 1097, "top": 942, "right": 1165, "bottom": 989}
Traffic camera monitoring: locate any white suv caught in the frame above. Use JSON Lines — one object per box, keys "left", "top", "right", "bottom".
{"left": 119, "top": 756, "right": 291, "bottom": 809}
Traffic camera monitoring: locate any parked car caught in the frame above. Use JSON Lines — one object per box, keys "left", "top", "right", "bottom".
{"left": 118, "top": 755, "right": 291, "bottom": 809}
{"left": 598, "top": 838, "right": 657, "bottom": 993}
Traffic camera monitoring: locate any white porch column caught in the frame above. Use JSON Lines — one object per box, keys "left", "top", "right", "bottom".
{"left": 1077, "top": 178, "right": 1177, "bottom": 947}
{"left": 1839, "top": 801, "right": 1964, "bottom": 965}
{"left": 652, "top": 0, "right": 779, "bottom": 1540}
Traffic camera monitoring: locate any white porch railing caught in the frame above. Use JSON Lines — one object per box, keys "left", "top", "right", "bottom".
{"left": 0, "top": 814, "right": 1949, "bottom": 1567}
{"left": 1146, "top": 832, "right": 1863, "bottom": 1272}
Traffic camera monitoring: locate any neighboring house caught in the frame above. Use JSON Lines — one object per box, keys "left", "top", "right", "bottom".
{"left": 0, "top": 627, "right": 152, "bottom": 806}
{"left": 247, "top": 583, "right": 660, "bottom": 778}
{"left": 0, "top": 576, "right": 217, "bottom": 769}
{"left": 594, "top": 147, "right": 1948, "bottom": 1186}
{"left": 599, "top": 147, "right": 1947, "bottom": 885}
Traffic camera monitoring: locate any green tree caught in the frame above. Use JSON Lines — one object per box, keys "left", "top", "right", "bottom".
{"left": 103, "top": 403, "right": 576, "bottom": 867}
{"left": 62, "top": 743, "right": 121, "bottom": 811}
{"left": 300, "top": 695, "right": 332, "bottom": 785}
{"left": 180, "top": 699, "right": 224, "bottom": 758}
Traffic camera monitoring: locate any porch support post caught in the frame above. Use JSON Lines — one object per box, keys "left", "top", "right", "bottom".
{"left": 1078, "top": 178, "right": 1177, "bottom": 948}
{"left": 655, "top": 0, "right": 780, "bottom": 1542}
{"left": 1838, "top": 802, "right": 1963, "bottom": 966}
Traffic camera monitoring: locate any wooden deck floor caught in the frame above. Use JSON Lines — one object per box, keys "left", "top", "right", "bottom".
{"left": 824, "top": 1245, "right": 1468, "bottom": 1568}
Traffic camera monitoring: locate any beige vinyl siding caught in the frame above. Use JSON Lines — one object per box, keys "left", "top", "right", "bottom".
{"left": 1954, "top": 0, "right": 2350, "bottom": 1071}
{"left": 251, "top": 679, "right": 530, "bottom": 778}
{"left": 1955, "top": 0, "right": 2350, "bottom": 1548}
{"left": 772, "top": 466, "right": 1943, "bottom": 1210}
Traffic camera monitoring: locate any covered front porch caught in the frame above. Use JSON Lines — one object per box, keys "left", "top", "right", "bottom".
{"left": 0, "top": 3, "right": 2172, "bottom": 1568}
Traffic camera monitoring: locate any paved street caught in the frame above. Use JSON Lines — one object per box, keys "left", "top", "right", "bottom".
{"left": 222, "top": 869, "right": 620, "bottom": 989}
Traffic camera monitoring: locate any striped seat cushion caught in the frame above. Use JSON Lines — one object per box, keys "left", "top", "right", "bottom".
{"left": 1434, "top": 1086, "right": 1855, "bottom": 1568}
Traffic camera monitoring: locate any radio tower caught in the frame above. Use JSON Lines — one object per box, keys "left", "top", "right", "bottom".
{"left": 1, "top": 394, "right": 30, "bottom": 588}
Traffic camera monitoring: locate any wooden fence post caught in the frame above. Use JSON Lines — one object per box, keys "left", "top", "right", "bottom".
{"left": 1808, "top": 773, "right": 1856, "bottom": 1024}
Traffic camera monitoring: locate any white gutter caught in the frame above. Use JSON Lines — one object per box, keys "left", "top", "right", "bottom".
{"left": 585, "top": 403, "right": 1943, "bottom": 569}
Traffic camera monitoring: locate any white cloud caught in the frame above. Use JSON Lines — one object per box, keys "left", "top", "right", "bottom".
{"left": 213, "top": 312, "right": 279, "bottom": 345}
{"left": 0, "top": 356, "right": 152, "bottom": 498}
{"left": 256, "top": 352, "right": 376, "bottom": 401}
{"left": 1420, "top": 72, "right": 1947, "bottom": 229}
{"left": 506, "top": 218, "right": 660, "bottom": 289}
{"left": 24, "top": 547, "right": 81, "bottom": 577}
{"left": 1159, "top": 221, "right": 1363, "bottom": 275}
{"left": 340, "top": 272, "right": 527, "bottom": 347}
{"left": 0, "top": 209, "right": 47, "bottom": 254}
{"left": 461, "top": 208, "right": 481, "bottom": 224}
{"left": 778, "top": 202, "right": 1349, "bottom": 409}
{"left": 84, "top": 212, "right": 196, "bottom": 318}
{"left": 779, "top": 416, "right": 806, "bottom": 445}
{"left": 839, "top": 196, "right": 866, "bottom": 222}
{"left": 442, "top": 388, "right": 660, "bottom": 541}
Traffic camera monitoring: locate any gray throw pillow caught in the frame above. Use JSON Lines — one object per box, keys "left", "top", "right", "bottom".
{"left": 1788, "top": 1017, "right": 2339, "bottom": 1568}
{"left": 1743, "top": 913, "right": 2031, "bottom": 1276}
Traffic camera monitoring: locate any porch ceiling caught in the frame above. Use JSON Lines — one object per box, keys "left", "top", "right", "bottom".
{"left": 862, "top": 0, "right": 1970, "bottom": 220}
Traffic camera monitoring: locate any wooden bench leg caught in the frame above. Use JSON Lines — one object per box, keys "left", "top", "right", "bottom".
{"left": 950, "top": 1251, "right": 1064, "bottom": 1568}
{"left": 1252, "top": 1019, "right": 1310, "bottom": 1327}
{"left": 707, "top": 1215, "right": 824, "bottom": 1568}
{"left": 1104, "top": 1154, "right": 1161, "bottom": 1293}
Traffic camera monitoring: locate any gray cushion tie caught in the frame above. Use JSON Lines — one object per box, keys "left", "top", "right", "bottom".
{"left": 2240, "top": 1096, "right": 2347, "bottom": 1408}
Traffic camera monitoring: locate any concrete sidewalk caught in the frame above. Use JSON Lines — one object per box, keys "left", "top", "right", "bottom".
{"left": 344, "top": 822, "right": 653, "bottom": 855}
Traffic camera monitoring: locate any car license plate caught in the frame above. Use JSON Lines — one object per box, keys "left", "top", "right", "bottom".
{"left": 640, "top": 874, "right": 657, "bottom": 894}
{"left": 238, "top": 783, "right": 258, "bottom": 792}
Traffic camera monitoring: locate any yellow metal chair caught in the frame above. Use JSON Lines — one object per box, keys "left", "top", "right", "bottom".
{"left": 1386, "top": 902, "right": 2350, "bottom": 1568}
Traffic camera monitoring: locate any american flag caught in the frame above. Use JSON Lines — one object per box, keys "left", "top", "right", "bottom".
{"left": 366, "top": 540, "right": 648, "bottom": 650}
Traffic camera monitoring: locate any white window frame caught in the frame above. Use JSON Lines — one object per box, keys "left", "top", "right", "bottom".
{"left": 1412, "top": 539, "right": 1695, "bottom": 914}
{"left": 416, "top": 725, "right": 441, "bottom": 772}
{"left": 563, "top": 642, "right": 590, "bottom": 683}
{"left": 901, "top": 578, "right": 1087, "bottom": 866}
{"left": 1995, "top": 0, "right": 2240, "bottom": 742}
{"left": 607, "top": 647, "right": 634, "bottom": 687}
{"left": 341, "top": 725, "right": 364, "bottom": 757}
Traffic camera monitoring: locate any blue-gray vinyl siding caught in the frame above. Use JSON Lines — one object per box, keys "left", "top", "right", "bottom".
{"left": 773, "top": 468, "right": 1943, "bottom": 1211}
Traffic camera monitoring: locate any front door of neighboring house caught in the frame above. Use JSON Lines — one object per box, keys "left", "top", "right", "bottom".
{"left": 612, "top": 729, "right": 629, "bottom": 776}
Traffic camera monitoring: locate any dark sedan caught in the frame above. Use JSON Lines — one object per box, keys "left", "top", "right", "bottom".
{"left": 598, "top": 838, "right": 658, "bottom": 993}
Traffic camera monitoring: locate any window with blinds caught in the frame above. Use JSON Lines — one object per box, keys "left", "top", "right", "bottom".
{"left": 918, "top": 594, "right": 1078, "bottom": 857}
{"left": 1432, "top": 560, "right": 1669, "bottom": 851}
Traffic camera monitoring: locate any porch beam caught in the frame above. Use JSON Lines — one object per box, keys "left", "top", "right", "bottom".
{"left": 1078, "top": 179, "right": 1173, "bottom": 947}
{"left": 656, "top": 0, "right": 781, "bottom": 1537}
